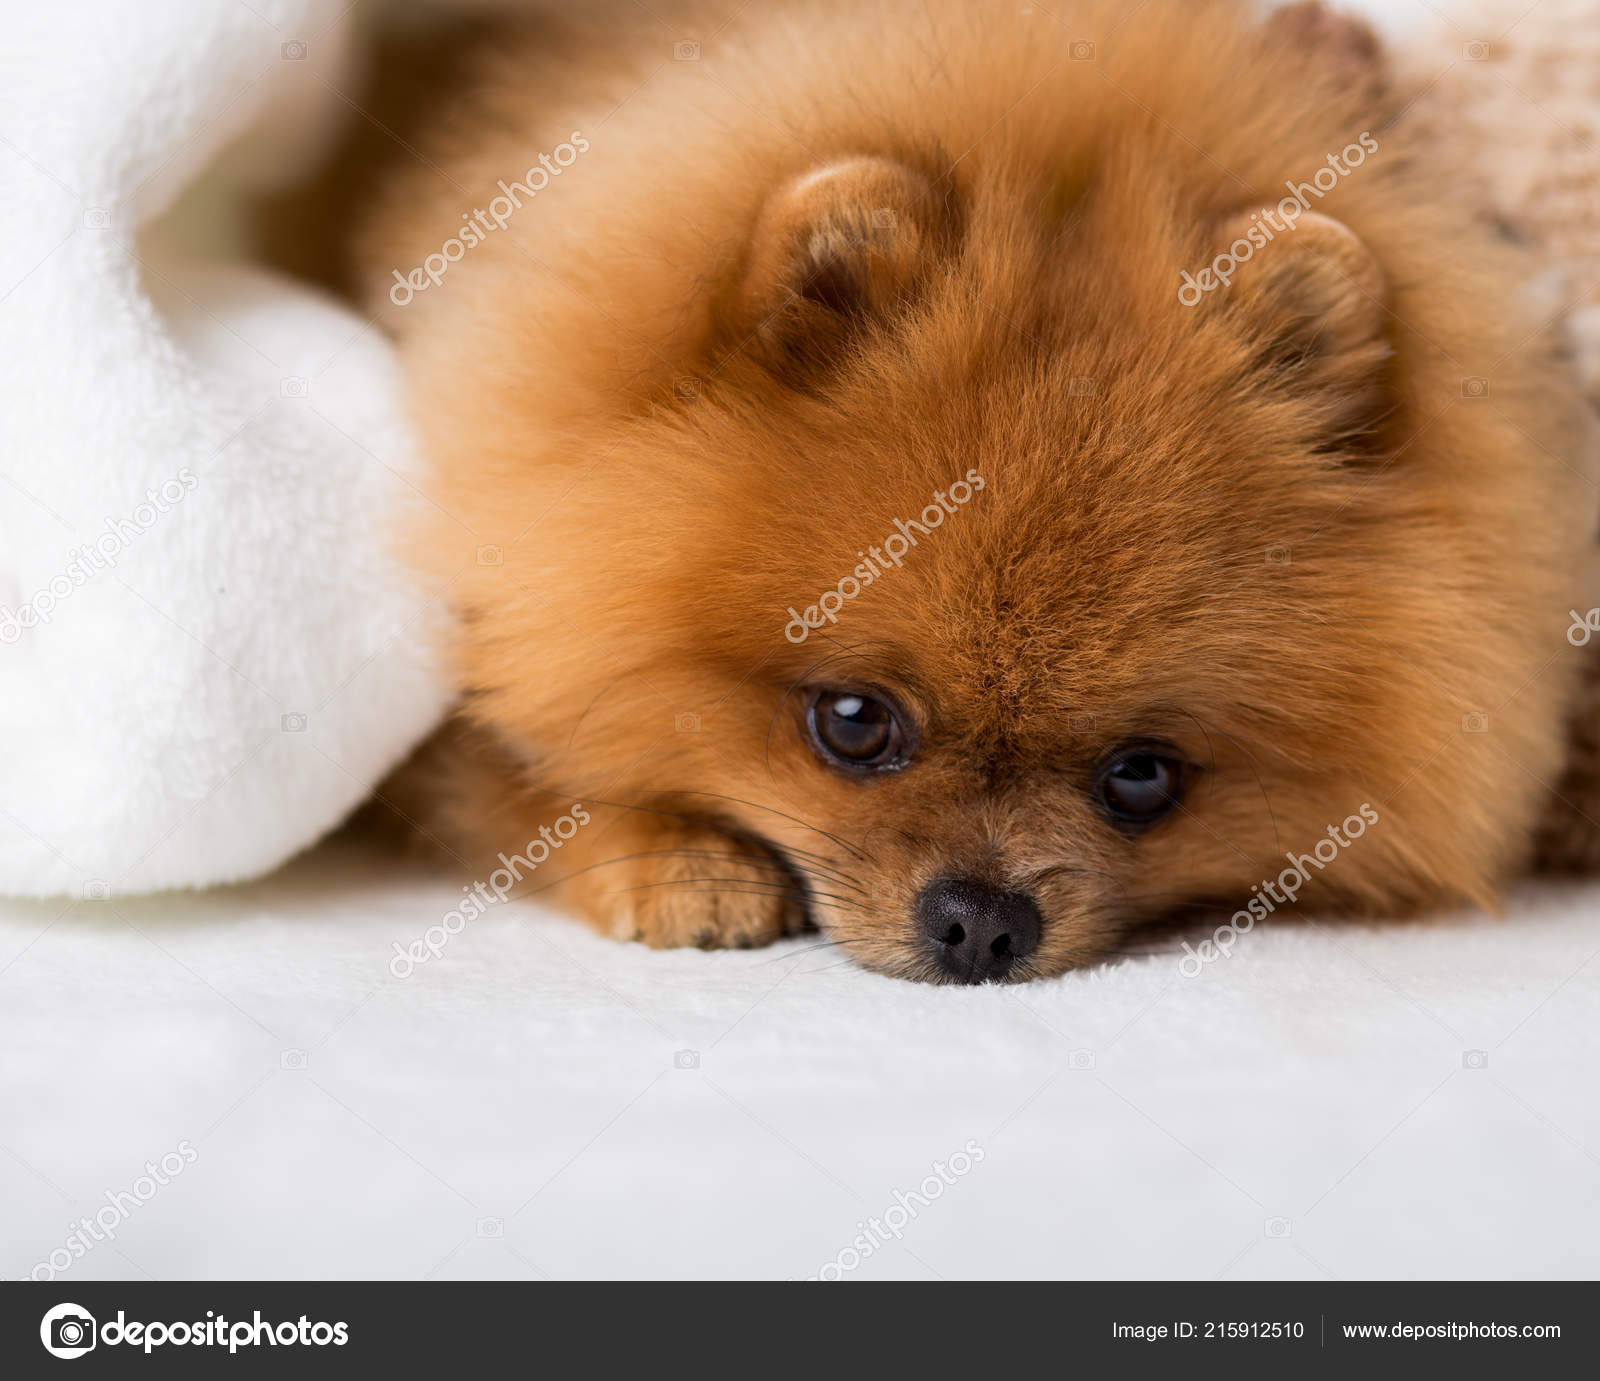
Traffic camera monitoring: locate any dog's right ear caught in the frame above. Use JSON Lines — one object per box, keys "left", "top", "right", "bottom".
{"left": 721, "top": 157, "right": 957, "bottom": 384}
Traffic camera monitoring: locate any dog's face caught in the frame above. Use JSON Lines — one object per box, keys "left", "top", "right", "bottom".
{"left": 389, "top": 2, "right": 1596, "bottom": 982}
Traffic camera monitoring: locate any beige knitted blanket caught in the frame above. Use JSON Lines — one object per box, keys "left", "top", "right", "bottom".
{"left": 1406, "top": 0, "right": 1600, "bottom": 390}
{"left": 1405, "top": 0, "right": 1600, "bottom": 866}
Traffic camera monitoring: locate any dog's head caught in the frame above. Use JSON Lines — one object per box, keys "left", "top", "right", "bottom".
{"left": 399, "top": 1, "right": 1596, "bottom": 981}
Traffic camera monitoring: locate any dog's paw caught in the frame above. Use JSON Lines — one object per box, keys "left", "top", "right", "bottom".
{"left": 597, "top": 828, "right": 808, "bottom": 950}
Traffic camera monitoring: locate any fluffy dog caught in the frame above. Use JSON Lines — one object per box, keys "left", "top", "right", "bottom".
{"left": 345, "top": 0, "right": 1597, "bottom": 983}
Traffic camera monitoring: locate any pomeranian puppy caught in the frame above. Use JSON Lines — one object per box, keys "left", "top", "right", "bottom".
{"left": 345, "top": 0, "right": 1598, "bottom": 983}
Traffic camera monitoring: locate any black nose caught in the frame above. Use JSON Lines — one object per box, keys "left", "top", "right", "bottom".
{"left": 915, "top": 878, "right": 1042, "bottom": 983}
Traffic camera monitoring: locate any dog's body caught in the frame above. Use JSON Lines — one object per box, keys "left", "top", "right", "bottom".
{"left": 351, "top": 0, "right": 1599, "bottom": 982}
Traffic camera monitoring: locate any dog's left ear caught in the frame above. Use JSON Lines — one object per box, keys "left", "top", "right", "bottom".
{"left": 723, "top": 157, "right": 956, "bottom": 383}
{"left": 1262, "top": 1, "right": 1387, "bottom": 95}
{"left": 1222, "top": 208, "right": 1393, "bottom": 456}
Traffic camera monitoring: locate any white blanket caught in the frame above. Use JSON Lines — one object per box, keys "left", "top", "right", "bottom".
{"left": 1, "top": 841, "right": 1595, "bottom": 1280}
{"left": 0, "top": 0, "right": 449, "bottom": 899}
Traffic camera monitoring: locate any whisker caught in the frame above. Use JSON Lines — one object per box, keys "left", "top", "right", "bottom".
{"left": 603, "top": 877, "right": 856, "bottom": 906}
{"left": 506, "top": 847, "right": 800, "bottom": 897}
{"left": 860, "top": 823, "right": 936, "bottom": 853}
{"left": 564, "top": 669, "right": 634, "bottom": 750}
{"left": 757, "top": 938, "right": 853, "bottom": 967}
{"left": 645, "top": 788, "right": 869, "bottom": 862}
{"left": 518, "top": 781, "right": 869, "bottom": 865}
{"left": 802, "top": 957, "right": 874, "bottom": 977}
{"left": 507, "top": 786, "right": 866, "bottom": 882}
{"left": 766, "top": 839, "right": 856, "bottom": 872}
{"left": 784, "top": 861, "right": 867, "bottom": 895}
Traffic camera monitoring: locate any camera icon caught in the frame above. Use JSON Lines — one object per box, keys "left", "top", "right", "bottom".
{"left": 280, "top": 376, "right": 309, "bottom": 399}
{"left": 1069, "top": 713, "right": 1096, "bottom": 733}
{"left": 280, "top": 1049, "right": 308, "bottom": 1070}
{"left": 476, "top": 1216, "right": 504, "bottom": 1238}
{"left": 82, "top": 879, "right": 111, "bottom": 901}
{"left": 42, "top": 1304, "right": 97, "bottom": 1359}
{"left": 675, "top": 712, "right": 701, "bottom": 733}
{"left": 1463, "top": 1049, "right": 1489, "bottom": 1070}
{"left": 1265, "top": 545, "right": 1293, "bottom": 566}
{"left": 1462, "top": 376, "right": 1490, "bottom": 398}
{"left": 1067, "top": 376, "right": 1097, "bottom": 397}
{"left": 674, "top": 375, "right": 702, "bottom": 402}
{"left": 1264, "top": 1216, "right": 1292, "bottom": 1239}
{"left": 282, "top": 40, "right": 308, "bottom": 60}
{"left": 1068, "top": 1048, "right": 1096, "bottom": 1071}
{"left": 281, "top": 712, "right": 307, "bottom": 733}
{"left": 1070, "top": 40, "right": 1096, "bottom": 61}
{"left": 1463, "top": 39, "right": 1490, "bottom": 61}
{"left": 82, "top": 207, "right": 110, "bottom": 229}
{"left": 674, "top": 1049, "right": 700, "bottom": 1069}
{"left": 1462, "top": 712, "right": 1489, "bottom": 733}
{"left": 870, "top": 208, "right": 898, "bottom": 230}
{"left": 477, "top": 545, "right": 503, "bottom": 566}
{"left": 674, "top": 39, "right": 701, "bottom": 61}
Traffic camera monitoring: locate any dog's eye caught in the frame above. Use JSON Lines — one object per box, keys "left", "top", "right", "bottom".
{"left": 806, "top": 689, "right": 911, "bottom": 771}
{"left": 1095, "top": 747, "right": 1184, "bottom": 827}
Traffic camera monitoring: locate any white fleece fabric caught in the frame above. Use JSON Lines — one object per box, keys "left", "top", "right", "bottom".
{"left": 1, "top": 0, "right": 1596, "bottom": 1282}
{"left": 0, "top": 0, "right": 449, "bottom": 899}
{"left": 0, "top": 841, "right": 1595, "bottom": 1280}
